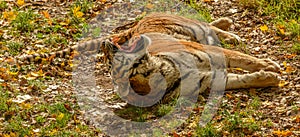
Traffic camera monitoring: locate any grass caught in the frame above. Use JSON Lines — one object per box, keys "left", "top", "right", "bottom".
{"left": 239, "top": 0, "right": 300, "bottom": 53}
{"left": 7, "top": 42, "right": 24, "bottom": 56}
{"left": 11, "top": 10, "right": 36, "bottom": 32}
{"left": 195, "top": 123, "right": 221, "bottom": 137}
{"left": 0, "top": 1, "right": 7, "bottom": 11}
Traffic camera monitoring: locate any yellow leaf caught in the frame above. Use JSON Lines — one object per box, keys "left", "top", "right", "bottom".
{"left": 290, "top": 20, "right": 297, "bottom": 24}
{"left": 64, "top": 72, "right": 72, "bottom": 76}
{"left": 146, "top": 3, "right": 154, "bottom": 9}
{"left": 72, "top": 6, "right": 81, "bottom": 13}
{"left": 285, "top": 66, "right": 295, "bottom": 73}
{"left": 30, "top": 70, "right": 44, "bottom": 77}
{"left": 281, "top": 130, "right": 292, "bottom": 136}
{"left": 41, "top": 11, "right": 50, "bottom": 19}
{"left": 3, "top": 11, "right": 17, "bottom": 21}
{"left": 282, "top": 61, "right": 287, "bottom": 68}
{"left": 57, "top": 113, "right": 64, "bottom": 121}
{"left": 75, "top": 11, "right": 84, "bottom": 18}
{"left": 50, "top": 129, "right": 57, "bottom": 135}
{"left": 277, "top": 24, "right": 285, "bottom": 35}
{"left": 20, "top": 103, "right": 32, "bottom": 109}
{"left": 279, "top": 28, "right": 285, "bottom": 35}
{"left": 68, "top": 61, "right": 74, "bottom": 67}
{"left": 233, "top": 68, "right": 243, "bottom": 71}
{"left": 2, "top": 134, "right": 10, "bottom": 137}
{"left": 7, "top": 70, "right": 19, "bottom": 76}
{"left": 273, "top": 130, "right": 282, "bottom": 136}
{"left": 273, "top": 130, "right": 292, "bottom": 136}
{"left": 260, "top": 25, "right": 268, "bottom": 31}
{"left": 17, "top": 0, "right": 25, "bottom": 6}
{"left": 72, "top": 6, "right": 84, "bottom": 18}
{"left": 278, "top": 81, "right": 288, "bottom": 87}
{"left": 60, "top": 19, "right": 70, "bottom": 26}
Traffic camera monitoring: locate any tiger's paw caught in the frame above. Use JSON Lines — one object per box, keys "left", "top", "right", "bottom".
{"left": 210, "top": 17, "right": 233, "bottom": 31}
{"left": 261, "top": 59, "right": 281, "bottom": 73}
{"left": 256, "top": 70, "right": 281, "bottom": 87}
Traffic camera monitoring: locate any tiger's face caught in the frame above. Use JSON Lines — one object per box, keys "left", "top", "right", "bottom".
{"left": 111, "top": 34, "right": 151, "bottom": 98}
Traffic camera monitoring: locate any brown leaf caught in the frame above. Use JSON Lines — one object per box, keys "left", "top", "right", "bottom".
{"left": 64, "top": 103, "right": 72, "bottom": 111}
{"left": 173, "top": 131, "right": 180, "bottom": 137}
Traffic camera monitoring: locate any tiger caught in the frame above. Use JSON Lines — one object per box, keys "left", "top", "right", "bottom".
{"left": 8, "top": 13, "right": 240, "bottom": 65}
{"left": 109, "top": 32, "right": 280, "bottom": 105}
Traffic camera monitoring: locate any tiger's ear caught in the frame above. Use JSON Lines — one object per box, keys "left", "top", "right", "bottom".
{"left": 101, "top": 39, "right": 119, "bottom": 53}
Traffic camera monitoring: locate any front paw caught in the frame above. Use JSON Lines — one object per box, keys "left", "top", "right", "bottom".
{"left": 262, "top": 59, "right": 281, "bottom": 73}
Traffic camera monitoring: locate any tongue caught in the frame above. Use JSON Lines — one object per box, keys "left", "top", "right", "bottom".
{"left": 121, "top": 42, "right": 137, "bottom": 52}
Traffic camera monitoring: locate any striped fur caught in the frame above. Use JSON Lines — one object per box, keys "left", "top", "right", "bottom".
{"left": 11, "top": 13, "right": 239, "bottom": 65}
{"left": 13, "top": 36, "right": 111, "bottom": 65}
{"left": 112, "top": 13, "right": 241, "bottom": 46}
{"left": 111, "top": 33, "right": 280, "bottom": 105}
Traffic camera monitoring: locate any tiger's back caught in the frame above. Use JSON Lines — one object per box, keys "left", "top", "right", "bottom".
{"left": 113, "top": 13, "right": 221, "bottom": 47}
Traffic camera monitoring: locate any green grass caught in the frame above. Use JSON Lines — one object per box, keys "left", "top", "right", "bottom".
{"left": 7, "top": 42, "right": 24, "bottom": 56}
{"left": 195, "top": 123, "right": 221, "bottom": 137}
{"left": 292, "top": 42, "right": 300, "bottom": 53}
{"left": 185, "top": 0, "right": 212, "bottom": 22}
{"left": 0, "top": 1, "right": 7, "bottom": 11}
{"left": 239, "top": 0, "right": 300, "bottom": 54}
{"left": 11, "top": 10, "right": 36, "bottom": 32}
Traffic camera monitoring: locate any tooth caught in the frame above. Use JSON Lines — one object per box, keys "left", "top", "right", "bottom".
{"left": 117, "top": 84, "right": 129, "bottom": 97}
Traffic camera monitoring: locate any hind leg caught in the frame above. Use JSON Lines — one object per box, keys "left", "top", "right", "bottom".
{"left": 201, "top": 45, "right": 280, "bottom": 73}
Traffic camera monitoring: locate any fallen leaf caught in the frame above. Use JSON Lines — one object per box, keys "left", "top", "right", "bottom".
{"left": 173, "top": 131, "right": 180, "bottom": 137}
{"left": 282, "top": 61, "right": 287, "bottom": 68}
{"left": 64, "top": 103, "right": 72, "bottom": 111}
{"left": 12, "top": 95, "right": 32, "bottom": 103}
{"left": 278, "top": 81, "right": 289, "bottom": 87}
{"left": 260, "top": 25, "right": 269, "bottom": 31}
{"left": 50, "top": 129, "right": 57, "bottom": 136}
{"left": 277, "top": 24, "right": 285, "bottom": 35}
{"left": 41, "top": 11, "right": 50, "bottom": 19}
{"left": 226, "top": 93, "right": 234, "bottom": 99}
{"left": 17, "top": 0, "right": 25, "bottom": 6}
{"left": 285, "top": 66, "right": 295, "bottom": 73}
{"left": 72, "top": 6, "right": 84, "bottom": 18}
{"left": 294, "top": 115, "right": 300, "bottom": 123}
{"left": 273, "top": 130, "right": 293, "bottom": 136}
{"left": 146, "top": 3, "right": 154, "bottom": 9}
{"left": 57, "top": 113, "right": 64, "bottom": 121}
{"left": 285, "top": 54, "right": 296, "bottom": 59}
{"left": 233, "top": 68, "right": 244, "bottom": 71}
{"left": 3, "top": 11, "right": 18, "bottom": 22}
{"left": 20, "top": 102, "right": 32, "bottom": 109}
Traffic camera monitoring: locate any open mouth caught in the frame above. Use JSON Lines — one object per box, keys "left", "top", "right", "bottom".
{"left": 120, "top": 35, "right": 143, "bottom": 53}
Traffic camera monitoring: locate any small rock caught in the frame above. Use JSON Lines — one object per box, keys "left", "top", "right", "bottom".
{"left": 280, "top": 97, "right": 287, "bottom": 104}
{"left": 228, "top": 8, "right": 238, "bottom": 14}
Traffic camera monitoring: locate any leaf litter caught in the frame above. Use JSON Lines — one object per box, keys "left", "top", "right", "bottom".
{"left": 0, "top": 0, "right": 299, "bottom": 136}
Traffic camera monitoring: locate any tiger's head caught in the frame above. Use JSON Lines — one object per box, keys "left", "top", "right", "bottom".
{"left": 111, "top": 34, "right": 152, "bottom": 97}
